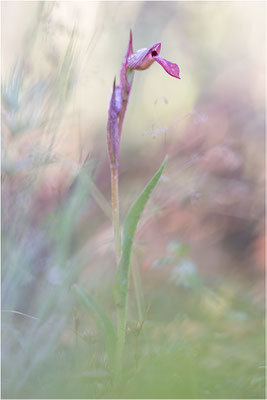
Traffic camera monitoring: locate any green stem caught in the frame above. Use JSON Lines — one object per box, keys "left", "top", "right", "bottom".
{"left": 111, "top": 166, "right": 121, "bottom": 261}
{"left": 111, "top": 164, "right": 124, "bottom": 381}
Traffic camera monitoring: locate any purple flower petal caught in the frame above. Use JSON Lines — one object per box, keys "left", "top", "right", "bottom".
{"left": 153, "top": 56, "right": 181, "bottom": 79}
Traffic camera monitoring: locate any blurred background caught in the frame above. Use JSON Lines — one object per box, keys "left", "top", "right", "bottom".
{"left": 2, "top": 2, "right": 265, "bottom": 399}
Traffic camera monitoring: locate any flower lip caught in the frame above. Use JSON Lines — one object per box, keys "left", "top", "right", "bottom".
{"left": 153, "top": 56, "right": 181, "bottom": 79}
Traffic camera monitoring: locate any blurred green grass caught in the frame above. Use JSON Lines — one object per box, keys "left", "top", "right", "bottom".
{"left": 2, "top": 271, "right": 264, "bottom": 398}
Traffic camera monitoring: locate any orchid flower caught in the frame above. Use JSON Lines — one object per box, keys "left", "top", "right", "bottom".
{"left": 128, "top": 42, "right": 181, "bottom": 79}
{"left": 107, "top": 31, "right": 180, "bottom": 170}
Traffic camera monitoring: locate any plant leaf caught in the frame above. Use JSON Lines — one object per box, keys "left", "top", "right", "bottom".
{"left": 72, "top": 284, "right": 116, "bottom": 363}
{"left": 114, "top": 157, "right": 167, "bottom": 307}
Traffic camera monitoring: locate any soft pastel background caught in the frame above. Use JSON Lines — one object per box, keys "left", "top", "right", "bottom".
{"left": 2, "top": 2, "right": 265, "bottom": 399}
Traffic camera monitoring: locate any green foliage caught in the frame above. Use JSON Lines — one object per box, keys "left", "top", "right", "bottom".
{"left": 114, "top": 157, "right": 167, "bottom": 308}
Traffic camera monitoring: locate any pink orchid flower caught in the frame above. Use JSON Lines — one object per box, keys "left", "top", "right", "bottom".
{"left": 107, "top": 31, "right": 180, "bottom": 169}
{"left": 127, "top": 42, "right": 181, "bottom": 79}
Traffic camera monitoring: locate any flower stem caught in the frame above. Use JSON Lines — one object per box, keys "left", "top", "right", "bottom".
{"left": 111, "top": 166, "right": 121, "bottom": 261}
{"left": 110, "top": 165, "right": 124, "bottom": 382}
{"left": 111, "top": 165, "right": 126, "bottom": 382}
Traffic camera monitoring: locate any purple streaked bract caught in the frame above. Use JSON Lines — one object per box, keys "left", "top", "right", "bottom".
{"left": 120, "top": 29, "right": 134, "bottom": 109}
{"left": 107, "top": 78, "right": 120, "bottom": 169}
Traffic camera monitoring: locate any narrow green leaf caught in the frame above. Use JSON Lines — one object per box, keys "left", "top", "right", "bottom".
{"left": 72, "top": 284, "right": 116, "bottom": 362}
{"left": 114, "top": 157, "right": 167, "bottom": 307}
